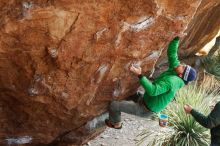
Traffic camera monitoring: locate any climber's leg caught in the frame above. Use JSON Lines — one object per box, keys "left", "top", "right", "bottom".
{"left": 126, "top": 92, "right": 143, "bottom": 103}
{"left": 107, "top": 97, "right": 153, "bottom": 128}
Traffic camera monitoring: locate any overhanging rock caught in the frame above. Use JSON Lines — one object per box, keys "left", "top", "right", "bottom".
{"left": 0, "top": 0, "right": 219, "bottom": 145}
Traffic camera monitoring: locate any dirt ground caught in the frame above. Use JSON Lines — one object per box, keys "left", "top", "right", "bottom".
{"left": 84, "top": 113, "right": 160, "bottom": 146}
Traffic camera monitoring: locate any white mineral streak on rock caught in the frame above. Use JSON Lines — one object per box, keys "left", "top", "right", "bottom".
{"left": 85, "top": 112, "right": 109, "bottom": 131}
{"left": 95, "top": 28, "right": 108, "bottom": 40}
{"left": 22, "top": 2, "right": 33, "bottom": 9}
{"left": 92, "top": 64, "right": 109, "bottom": 84}
{"left": 22, "top": 2, "right": 33, "bottom": 18}
{"left": 128, "top": 16, "right": 155, "bottom": 32}
{"left": 34, "top": 74, "right": 43, "bottom": 82}
{"left": 97, "top": 64, "right": 108, "bottom": 83}
{"left": 113, "top": 88, "right": 120, "bottom": 97}
{"left": 6, "top": 136, "right": 32, "bottom": 145}
{"left": 124, "top": 62, "right": 132, "bottom": 71}
{"left": 28, "top": 74, "right": 53, "bottom": 97}
{"left": 86, "top": 84, "right": 100, "bottom": 105}
{"left": 146, "top": 50, "right": 163, "bottom": 77}
{"left": 86, "top": 91, "right": 97, "bottom": 106}
{"left": 61, "top": 92, "right": 69, "bottom": 99}
{"left": 124, "top": 51, "right": 159, "bottom": 71}
{"left": 87, "top": 64, "right": 109, "bottom": 105}
{"left": 115, "top": 16, "right": 154, "bottom": 47}
{"left": 113, "top": 80, "right": 121, "bottom": 97}
{"left": 28, "top": 87, "right": 39, "bottom": 96}
{"left": 49, "top": 48, "right": 58, "bottom": 58}
{"left": 115, "top": 23, "right": 130, "bottom": 48}
{"left": 142, "top": 50, "right": 161, "bottom": 63}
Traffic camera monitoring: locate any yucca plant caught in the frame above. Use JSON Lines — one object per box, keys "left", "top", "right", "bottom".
{"left": 136, "top": 76, "right": 220, "bottom": 146}
{"left": 201, "top": 36, "right": 220, "bottom": 80}
{"left": 202, "top": 56, "right": 220, "bottom": 80}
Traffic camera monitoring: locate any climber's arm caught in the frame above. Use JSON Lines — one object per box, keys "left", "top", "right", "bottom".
{"left": 167, "top": 37, "right": 180, "bottom": 69}
{"left": 138, "top": 75, "right": 170, "bottom": 96}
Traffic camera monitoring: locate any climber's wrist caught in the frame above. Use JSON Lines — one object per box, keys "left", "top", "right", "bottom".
{"left": 138, "top": 74, "right": 143, "bottom": 79}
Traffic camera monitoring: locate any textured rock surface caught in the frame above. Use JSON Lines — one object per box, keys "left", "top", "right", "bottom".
{"left": 0, "top": 0, "right": 219, "bottom": 145}
{"left": 180, "top": 0, "right": 220, "bottom": 56}
{"left": 154, "top": 0, "right": 220, "bottom": 77}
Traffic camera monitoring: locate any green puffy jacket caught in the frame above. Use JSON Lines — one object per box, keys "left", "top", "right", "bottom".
{"left": 139, "top": 38, "right": 185, "bottom": 113}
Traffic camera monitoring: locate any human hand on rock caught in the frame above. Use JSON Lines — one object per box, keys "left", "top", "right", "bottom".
{"left": 179, "top": 32, "right": 187, "bottom": 38}
{"left": 130, "top": 64, "right": 142, "bottom": 75}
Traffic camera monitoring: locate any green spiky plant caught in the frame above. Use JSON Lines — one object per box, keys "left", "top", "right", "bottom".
{"left": 136, "top": 76, "right": 220, "bottom": 146}
{"left": 202, "top": 54, "right": 220, "bottom": 80}
{"left": 201, "top": 36, "right": 220, "bottom": 80}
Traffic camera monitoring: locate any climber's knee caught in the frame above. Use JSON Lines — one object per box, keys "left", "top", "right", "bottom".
{"left": 109, "top": 101, "right": 119, "bottom": 111}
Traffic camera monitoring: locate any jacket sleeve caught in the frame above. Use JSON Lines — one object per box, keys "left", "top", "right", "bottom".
{"left": 139, "top": 76, "right": 170, "bottom": 96}
{"left": 191, "top": 102, "right": 220, "bottom": 129}
{"left": 167, "top": 37, "right": 180, "bottom": 69}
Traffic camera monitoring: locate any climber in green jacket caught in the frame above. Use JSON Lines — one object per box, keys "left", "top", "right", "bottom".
{"left": 105, "top": 37, "right": 197, "bottom": 129}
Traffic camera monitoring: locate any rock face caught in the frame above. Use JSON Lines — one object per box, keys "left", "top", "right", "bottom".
{"left": 180, "top": 0, "right": 220, "bottom": 56}
{"left": 0, "top": 0, "right": 219, "bottom": 145}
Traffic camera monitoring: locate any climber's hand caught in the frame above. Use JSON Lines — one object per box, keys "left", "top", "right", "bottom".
{"left": 130, "top": 64, "right": 142, "bottom": 75}
{"left": 179, "top": 32, "right": 187, "bottom": 38}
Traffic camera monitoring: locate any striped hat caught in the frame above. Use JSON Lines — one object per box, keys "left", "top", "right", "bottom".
{"left": 183, "top": 65, "right": 197, "bottom": 84}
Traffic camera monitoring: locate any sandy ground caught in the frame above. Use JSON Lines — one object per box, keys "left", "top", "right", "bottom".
{"left": 84, "top": 113, "right": 161, "bottom": 146}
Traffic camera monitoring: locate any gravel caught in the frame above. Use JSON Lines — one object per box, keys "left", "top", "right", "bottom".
{"left": 85, "top": 113, "right": 159, "bottom": 146}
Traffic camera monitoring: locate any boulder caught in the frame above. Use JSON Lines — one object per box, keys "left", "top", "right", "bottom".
{"left": 0, "top": 0, "right": 219, "bottom": 145}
